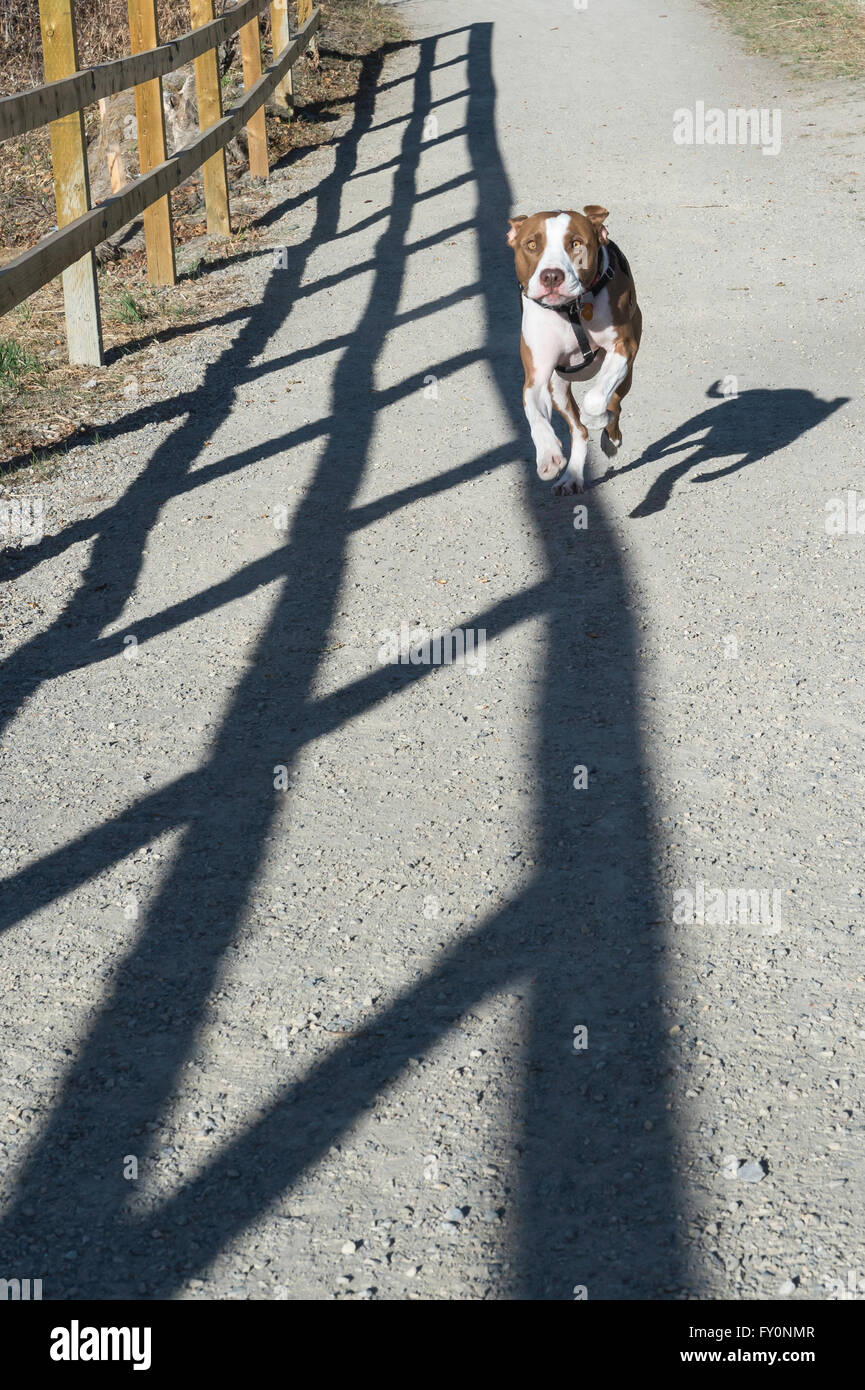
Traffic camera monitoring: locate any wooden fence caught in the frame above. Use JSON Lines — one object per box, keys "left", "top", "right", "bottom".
{"left": 0, "top": 0, "right": 320, "bottom": 364}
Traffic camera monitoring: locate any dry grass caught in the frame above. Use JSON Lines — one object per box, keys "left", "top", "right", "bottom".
{"left": 0, "top": 1, "right": 405, "bottom": 246}
{"left": 706, "top": 0, "right": 865, "bottom": 76}
{"left": 0, "top": 229, "right": 257, "bottom": 469}
{"left": 0, "top": 0, "right": 219, "bottom": 247}
{"left": 0, "top": 0, "right": 405, "bottom": 472}
{"left": 0, "top": 0, "right": 404, "bottom": 94}
{"left": 0, "top": 0, "right": 231, "bottom": 93}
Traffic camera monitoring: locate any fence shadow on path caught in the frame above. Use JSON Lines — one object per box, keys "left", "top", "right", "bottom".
{"left": 0, "top": 23, "right": 681, "bottom": 1300}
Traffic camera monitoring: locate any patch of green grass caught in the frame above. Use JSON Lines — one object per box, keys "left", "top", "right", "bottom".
{"left": 116, "top": 288, "right": 147, "bottom": 323}
{"left": 706, "top": 0, "right": 865, "bottom": 77}
{"left": 26, "top": 447, "right": 64, "bottom": 482}
{"left": 0, "top": 443, "right": 63, "bottom": 485}
{"left": 0, "top": 337, "right": 43, "bottom": 384}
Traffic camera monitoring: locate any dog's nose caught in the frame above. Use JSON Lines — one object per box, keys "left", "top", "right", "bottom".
{"left": 540, "top": 267, "right": 565, "bottom": 291}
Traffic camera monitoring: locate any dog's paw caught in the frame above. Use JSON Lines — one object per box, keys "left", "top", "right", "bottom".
{"left": 600, "top": 428, "right": 620, "bottom": 460}
{"left": 537, "top": 451, "right": 566, "bottom": 482}
{"left": 552, "top": 475, "right": 584, "bottom": 497}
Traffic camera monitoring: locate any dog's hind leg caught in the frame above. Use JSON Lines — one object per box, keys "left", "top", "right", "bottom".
{"left": 549, "top": 372, "right": 589, "bottom": 495}
{"left": 602, "top": 366, "right": 633, "bottom": 458}
{"left": 602, "top": 306, "right": 642, "bottom": 460}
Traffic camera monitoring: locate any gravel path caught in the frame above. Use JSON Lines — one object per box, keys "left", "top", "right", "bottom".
{"left": 1, "top": 0, "right": 863, "bottom": 1301}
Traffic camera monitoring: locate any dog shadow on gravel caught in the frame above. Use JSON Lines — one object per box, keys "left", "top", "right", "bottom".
{"left": 0, "top": 25, "right": 681, "bottom": 1300}
{"left": 624, "top": 383, "right": 849, "bottom": 518}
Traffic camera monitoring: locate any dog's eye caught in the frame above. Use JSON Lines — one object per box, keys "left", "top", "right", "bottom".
{"left": 570, "top": 239, "right": 583, "bottom": 249}
{"left": 526, "top": 238, "right": 538, "bottom": 251}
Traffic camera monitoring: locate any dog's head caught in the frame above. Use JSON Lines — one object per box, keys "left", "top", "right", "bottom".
{"left": 507, "top": 207, "right": 609, "bottom": 307}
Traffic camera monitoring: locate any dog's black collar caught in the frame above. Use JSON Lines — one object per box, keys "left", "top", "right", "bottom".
{"left": 519, "top": 242, "right": 623, "bottom": 374}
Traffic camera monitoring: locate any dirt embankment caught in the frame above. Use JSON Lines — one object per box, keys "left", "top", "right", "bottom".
{"left": 0, "top": 1, "right": 404, "bottom": 470}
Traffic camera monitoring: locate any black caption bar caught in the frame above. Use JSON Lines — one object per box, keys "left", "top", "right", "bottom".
{"left": 4, "top": 1298, "right": 856, "bottom": 1374}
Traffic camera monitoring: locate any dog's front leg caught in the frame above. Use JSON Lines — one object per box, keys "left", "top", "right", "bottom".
{"left": 549, "top": 372, "right": 588, "bottom": 494}
{"left": 581, "top": 345, "right": 631, "bottom": 432}
{"left": 522, "top": 343, "right": 567, "bottom": 481}
{"left": 525, "top": 377, "right": 565, "bottom": 481}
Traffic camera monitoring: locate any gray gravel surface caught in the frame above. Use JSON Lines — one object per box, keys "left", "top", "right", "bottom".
{"left": 1, "top": 0, "right": 863, "bottom": 1300}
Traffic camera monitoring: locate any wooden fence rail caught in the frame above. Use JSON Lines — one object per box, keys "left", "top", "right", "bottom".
{"left": 0, "top": 0, "right": 320, "bottom": 364}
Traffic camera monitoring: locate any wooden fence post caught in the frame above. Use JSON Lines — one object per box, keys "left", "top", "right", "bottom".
{"left": 37, "top": 0, "right": 103, "bottom": 365}
{"left": 296, "top": 0, "right": 317, "bottom": 88}
{"left": 239, "top": 14, "right": 268, "bottom": 179}
{"left": 128, "top": 0, "right": 176, "bottom": 284}
{"left": 189, "top": 0, "right": 231, "bottom": 237}
{"left": 269, "top": 0, "right": 292, "bottom": 114}
{"left": 297, "top": 0, "right": 315, "bottom": 63}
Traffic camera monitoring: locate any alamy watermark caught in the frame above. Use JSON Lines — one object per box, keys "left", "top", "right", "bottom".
{"left": 377, "top": 622, "right": 486, "bottom": 672}
{"left": 1, "top": 1277, "right": 42, "bottom": 1299}
{"left": 0, "top": 496, "right": 43, "bottom": 546}
{"left": 824, "top": 1268, "right": 865, "bottom": 1300}
{"left": 672, "top": 880, "right": 782, "bottom": 927}
{"left": 826, "top": 492, "right": 865, "bottom": 534}
{"left": 50, "top": 1323, "right": 151, "bottom": 1370}
{"left": 673, "top": 102, "right": 782, "bottom": 157}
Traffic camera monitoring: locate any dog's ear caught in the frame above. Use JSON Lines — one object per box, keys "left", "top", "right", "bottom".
{"left": 583, "top": 205, "right": 610, "bottom": 242}
{"left": 507, "top": 215, "right": 527, "bottom": 246}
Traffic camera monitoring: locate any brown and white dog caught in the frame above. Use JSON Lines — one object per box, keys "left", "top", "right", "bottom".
{"left": 507, "top": 206, "right": 641, "bottom": 495}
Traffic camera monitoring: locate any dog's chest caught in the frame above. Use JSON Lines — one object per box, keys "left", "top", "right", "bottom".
{"left": 523, "top": 291, "right": 618, "bottom": 372}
